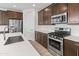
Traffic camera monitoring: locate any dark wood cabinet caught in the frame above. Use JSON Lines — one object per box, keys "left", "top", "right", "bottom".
{"left": 42, "top": 33, "right": 48, "bottom": 48}
{"left": 38, "top": 3, "right": 79, "bottom": 25}
{"left": 35, "top": 31, "right": 48, "bottom": 48}
{"left": 43, "top": 4, "right": 53, "bottom": 25}
{"left": 38, "top": 8, "right": 52, "bottom": 25}
{"left": 35, "top": 31, "right": 40, "bottom": 43}
{"left": 0, "top": 10, "right": 8, "bottom": 25}
{"left": 55, "top": 3, "right": 67, "bottom": 14}
{"left": 78, "top": 48, "right": 79, "bottom": 56}
{"left": 6, "top": 11, "right": 23, "bottom": 20}
{"left": 68, "top": 3, "right": 79, "bottom": 24}
{"left": 52, "top": 4, "right": 56, "bottom": 16}
{"left": 51, "top": 3, "right": 67, "bottom": 15}
{"left": 38, "top": 4, "right": 54, "bottom": 25}
{"left": 2, "top": 11, "right": 8, "bottom": 25}
{"left": 64, "top": 39, "right": 79, "bottom": 56}
{"left": 74, "top": 43, "right": 79, "bottom": 56}
{"left": 38, "top": 10, "right": 44, "bottom": 25}
{"left": 0, "top": 10, "right": 23, "bottom": 25}
{"left": 38, "top": 3, "right": 67, "bottom": 25}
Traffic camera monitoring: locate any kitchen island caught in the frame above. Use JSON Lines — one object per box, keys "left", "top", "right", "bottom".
{"left": 0, "top": 32, "right": 40, "bottom": 56}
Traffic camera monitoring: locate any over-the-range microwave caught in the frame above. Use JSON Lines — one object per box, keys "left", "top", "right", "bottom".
{"left": 51, "top": 12, "right": 67, "bottom": 24}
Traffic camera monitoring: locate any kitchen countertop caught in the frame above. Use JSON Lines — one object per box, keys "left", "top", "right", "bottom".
{"left": 64, "top": 35, "right": 79, "bottom": 43}
{"left": 35, "top": 29, "right": 54, "bottom": 33}
{"left": 0, "top": 32, "right": 40, "bottom": 56}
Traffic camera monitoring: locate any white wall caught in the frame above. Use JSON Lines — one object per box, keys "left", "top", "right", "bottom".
{"left": 35, "top": 11, "right": 79, "bottom": 36}
{"left": 23, "top": 9, "right": 35, "bottom": 40}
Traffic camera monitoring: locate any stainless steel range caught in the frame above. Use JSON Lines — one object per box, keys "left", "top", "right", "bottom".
{"left": 48, "top": 27, "right": 71, "bottom": 56}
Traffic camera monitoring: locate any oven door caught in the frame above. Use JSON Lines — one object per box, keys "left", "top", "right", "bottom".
{"left": 48, "top": 37, "right": 63, "bottom": 56}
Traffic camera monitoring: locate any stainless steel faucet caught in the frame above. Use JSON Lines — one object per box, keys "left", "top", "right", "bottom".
{"left": 3, "top": 26, "right": 8, "bottom": 40}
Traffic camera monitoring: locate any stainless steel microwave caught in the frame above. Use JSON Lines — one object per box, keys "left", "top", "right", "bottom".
{"left": 51, "top": 12, "right": 67, "bottom": 24}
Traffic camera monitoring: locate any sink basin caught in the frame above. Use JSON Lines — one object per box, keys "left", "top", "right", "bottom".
{"left": 4, "top": 36, "right": 24, "bottom": 45}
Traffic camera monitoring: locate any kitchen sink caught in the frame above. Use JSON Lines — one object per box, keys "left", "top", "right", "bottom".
{"left": 4, "top": 36, "right": 24, "bottom": 45}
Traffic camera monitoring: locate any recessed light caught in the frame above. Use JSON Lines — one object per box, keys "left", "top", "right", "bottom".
{"left": 13, "top": 5, "right": 16, "bottom": 7}
{"left": 32, "top": 4, "right": 36, "bottom": 7}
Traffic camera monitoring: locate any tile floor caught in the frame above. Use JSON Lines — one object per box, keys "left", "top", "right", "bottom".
{"left": 29, "top": 40, "right": 52, "bottom": 56}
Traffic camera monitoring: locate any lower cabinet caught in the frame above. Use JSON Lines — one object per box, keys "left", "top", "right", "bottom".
{"left": 78, "top": 48, "right": 79, "bottom": 55}
{"left": 35, "top": 31, "right": 48, "bottom": 48}
{"left": 64, "top": 39, "right": 79, "bottom": 56}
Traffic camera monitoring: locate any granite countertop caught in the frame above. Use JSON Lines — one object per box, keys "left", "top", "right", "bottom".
{"left": 64, "top": 35, "right": 79, "bottom": 43}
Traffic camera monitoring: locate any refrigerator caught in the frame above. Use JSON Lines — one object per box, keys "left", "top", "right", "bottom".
{"left": 9, "top": 19, "right": 23, "bottom": 33}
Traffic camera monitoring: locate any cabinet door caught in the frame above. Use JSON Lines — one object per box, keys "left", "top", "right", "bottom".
{"left": 7, "top": 11, "right": 23, "bottom": 20}
{"left": 68, "top": 3, "right": 79, "bottom": 24}
{"left": 37, "top": 32, "right": 41, "bottom": 44}
{"left": 64, "top": 39, "right": 77, "bottom": 56}
{"left": 52, "top": 4, "right": 56, "bottom": 16}
{"left": 0, "top": 11, "right": 8, "bottom": 25}
{"left": 35, "top": 31, "right": 38, "bottom": 41}
{"left": 7, "top": 11, "right": 15, "bottom": 19}
{"left": 64, "top": 39, "right": 70, "bottom": 56}
{"left": 0, "top": 11, "right": 2, "bottom": 25}
{"left": 39, "top": 32, "right": 48, "bottom": 48}
{"left": 43, "top": 5, "right": 53, "bottom": 25}
{"left": 69, "top": 43, "right": 77, "bottom": 56}
{"left": 38, "top": 10, "right": 44, "bottom": 25}
{"left": 2, "top": 11, "right": 8, "bottom": 25}
{"left": 35, "top": 31, "right": 48, "bottom": 48}
{"left": 74, "top": 43, "right": 79, "bottom": 56}
{"left": 55, "top": 3, "right": 67, "bottom": 14}
{"left": 18, "top": 13, "right": 23, "bottom": 20}
{"left": 78, "top": 48, "right": 79, "bottom": 56}
{"left": 35, "top": 31, "right": 42, "bottom": 44}
{"left": 35, "top": 31, "right": 39, "bottom": 43}
{"left": 42, "top": 33, "right": 48, "bottom": 48}
{"left": 39, "top": 32, "right": 43, "bottom": 45}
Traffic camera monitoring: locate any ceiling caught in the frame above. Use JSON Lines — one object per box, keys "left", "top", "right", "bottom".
{"left": 0, "top": 3, "right": 51, "bottom": 12}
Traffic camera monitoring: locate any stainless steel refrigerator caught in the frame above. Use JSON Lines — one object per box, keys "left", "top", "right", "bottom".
{"left": 9, "top": 19, "right": 23, "bottom": 33}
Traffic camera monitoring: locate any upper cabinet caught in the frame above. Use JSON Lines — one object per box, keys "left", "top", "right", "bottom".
{"left": 43, "top": 4, "right": 53, "bottom": 25}
{"left": 55, "top": 3, "right": 67, "bottom": 15}
{"left": 38, "top": 4, "right": 53, "bottom": 25}
{"left": 0, "top": 10, "right": 8, "bottom": 25}
{"left": 38, "top": 3, "right": 67, "bottom": 25}
{"left": 0, "top": 10, "right": 23, "bottom": 25}
{"left": 6, "top": 11, "right": 23, "bottom": 20}
{"left": 38, "top": 3, "right": 79, "bottom": 25}
{"left": 52, "top": 4, "right": 57, "bottom": 16}
{"left": 38, "top": 4, "right": 54, "bottom": 25}
{"left": 38, "top": 10, "right": 44, "bottom": 25}
{"left": 68, "top": 4, "right": 79, "bottom": 24}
